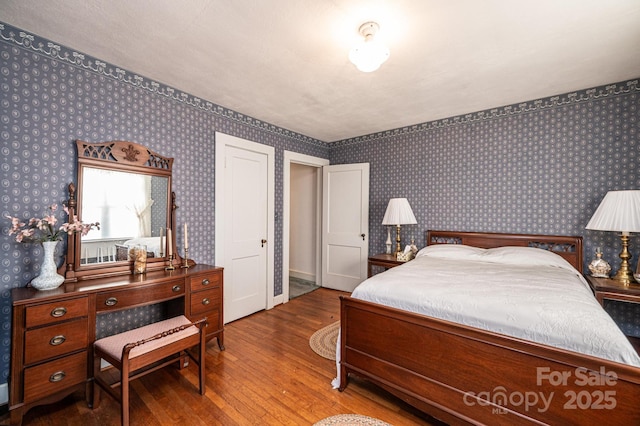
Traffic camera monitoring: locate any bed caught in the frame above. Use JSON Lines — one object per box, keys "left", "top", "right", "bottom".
{"left": 336, "top": 231, "right": 640, "bottom": 425}
{"left": 115, "top": 237, "right": 163, "bottom": 261}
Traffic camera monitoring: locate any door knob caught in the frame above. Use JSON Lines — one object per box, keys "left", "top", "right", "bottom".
{"left": 361, "top": 233, "right": 366, "bottom": 241}
{"left": 261, "top": 239, "right": 267, "bottom": 247}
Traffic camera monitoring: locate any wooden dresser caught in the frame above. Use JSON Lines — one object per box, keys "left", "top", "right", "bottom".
{"left": 10, "top": 264, "right": 223, "bottom": 425}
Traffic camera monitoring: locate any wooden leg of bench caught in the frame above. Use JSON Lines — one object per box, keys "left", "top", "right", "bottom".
{"left": 121, "top": 360, "right": 130, "bottom": 426}
{"left": 92, "top": 356, "right": 102, "bottom": 409}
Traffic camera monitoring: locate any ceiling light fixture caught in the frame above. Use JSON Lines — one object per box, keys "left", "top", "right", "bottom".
{"left": 349, "top": 21, "right": 390, "bottom": 73}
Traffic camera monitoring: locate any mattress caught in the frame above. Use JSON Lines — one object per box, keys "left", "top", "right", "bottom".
{"left": 350, "top": 245, "right": 640, "bottom": 367}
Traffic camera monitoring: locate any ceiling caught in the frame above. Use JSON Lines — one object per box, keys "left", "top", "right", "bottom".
{"left": 2, "top": 1, "right": 640, "bottom": 142}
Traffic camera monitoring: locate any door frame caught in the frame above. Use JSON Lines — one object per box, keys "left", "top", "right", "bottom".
{"left": 215, "top": 132, "right": 275, "bottom": 312}
{"left": 282, "top": 151, "right": 329, "bottom": 303}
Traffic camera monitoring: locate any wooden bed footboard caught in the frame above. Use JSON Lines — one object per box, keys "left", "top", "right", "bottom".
{"left": 339, "top": 296, "right": 640, "bottom": 425}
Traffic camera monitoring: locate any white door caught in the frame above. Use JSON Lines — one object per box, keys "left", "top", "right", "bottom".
{"left": 223, "top": 145, "right": 268, "bottom": 323}
{"left": 322, "top": 163, "right": 370, "bottom": 292}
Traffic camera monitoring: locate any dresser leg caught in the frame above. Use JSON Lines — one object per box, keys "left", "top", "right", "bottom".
{"left": 216, "top": 331, "right": 225, "bottom": 351}
{"left": 10, "top": 407, "right": 24, "bottom": 426}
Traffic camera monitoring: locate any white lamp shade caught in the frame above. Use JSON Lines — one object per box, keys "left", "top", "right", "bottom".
{"left": 585, "top": 190, "right": 640, "bottom": 233}
{"left": 382, "top": 198, "right": 417, "bottom": 225}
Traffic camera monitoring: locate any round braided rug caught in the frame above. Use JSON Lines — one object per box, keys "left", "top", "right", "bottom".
{"left": 313, "top": 414, "right": 392, "bottom": 425}
{"left": 309, "top": 321, "right": 339, "bottom": 360}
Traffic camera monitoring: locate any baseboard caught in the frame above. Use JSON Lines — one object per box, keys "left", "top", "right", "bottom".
{"left": 0, "top": 382, "right": 7, "bottom": 405}
{"left": 290, "top": 270, "right": 315, "bottom": 282}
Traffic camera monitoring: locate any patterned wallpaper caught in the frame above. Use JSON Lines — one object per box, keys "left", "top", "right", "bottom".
{"left": 331, "top": 80, "right": 640, "bottom": 336}
{"left": 0, "top": 22, "right": 329, "bottom": 385}
{"left": 149, "top": 175, "right": 168, "bottom": 238}
{"left": 1, "top": 20, "right": 639, "bottom": 391}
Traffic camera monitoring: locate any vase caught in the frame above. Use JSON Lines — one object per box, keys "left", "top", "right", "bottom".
{"left": 31, "top": 241, "right": 65, "bottom": 291}
{"left": 588, "top": 248, "right": 611, "bottom": 278}
{"left": 130, "top": 244, "right": 147, "bottom": 274}
{"left": 385, "top": 227, "right": 392, "bottom": 254}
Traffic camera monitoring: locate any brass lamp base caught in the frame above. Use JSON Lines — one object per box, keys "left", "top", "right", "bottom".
{"left": 395, "top": 225, "right": 402, "bottom": 254}
{"left": 612, "top": 233, "right": 638, "bottom": 285}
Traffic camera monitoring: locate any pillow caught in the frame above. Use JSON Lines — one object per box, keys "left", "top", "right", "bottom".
{"left": 415, "top": 244, "right": 486, "bottom": 260}
{"left": 481, "top": 246, "right": 576, "bottom": 272}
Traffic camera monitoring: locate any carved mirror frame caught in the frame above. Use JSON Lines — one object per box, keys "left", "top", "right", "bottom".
{"left": 62, "top": 140, "right": 180, "bottom": 282}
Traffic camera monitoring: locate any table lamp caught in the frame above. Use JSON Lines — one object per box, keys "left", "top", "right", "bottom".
{"left": 382, "top": 198, "right": 417, "bottom": 254}
{"left": 586, "top": 190, "right": 640, "bottom": 284}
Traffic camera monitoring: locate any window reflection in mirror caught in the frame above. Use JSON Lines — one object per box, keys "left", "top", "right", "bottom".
{"left": 80, "top": 167, "right": 168, "bottom": 264}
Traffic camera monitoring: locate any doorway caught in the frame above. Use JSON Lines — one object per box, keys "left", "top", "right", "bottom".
{"left": 289, "top": 163, "right": 320, "bottom": 299}
{"left": 282, "top": 151, "right": 329, "bottom": 303}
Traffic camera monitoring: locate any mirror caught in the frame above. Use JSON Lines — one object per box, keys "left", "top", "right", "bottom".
{"left": 79, "top": 167, "right": 169, "bottom": 264}
{"left": 63, "top": 140, "right": 176, "bottom": 281}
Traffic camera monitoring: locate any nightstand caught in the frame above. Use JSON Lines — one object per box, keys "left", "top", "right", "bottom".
{"left": 584, "top": 275, "right": 640, "bottom": 307}
{"left": 367, "top": 253, "right": 407, "bottom": 277}
{"left": 584, "top": 275, "right": 640, "bottom": 354}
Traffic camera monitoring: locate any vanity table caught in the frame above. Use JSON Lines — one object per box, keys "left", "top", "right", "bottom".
{"left": 9, "top": 141, "right": 223, "bottom": 425}
{"left": 10, "top": 265, "right": 223, "bottom": 425}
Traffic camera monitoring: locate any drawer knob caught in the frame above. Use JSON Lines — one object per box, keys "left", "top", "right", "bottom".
{"left": 49, "top": 371, "right": 66, "bottom": 383}
{"left": 202, "top": 298, "right": 210, "bottom": 306}
{"left": 202, "top": 278, "right": 210, "bottom": 286}
{"left": 49, "top": 335, "right": 66, "bottom": 346}
{"left": 50, "top": 307, "right": 67, "bottom": 318}
{"left": 172, "top": 285, "right": 181, "bottom": 292}
{"left": 105, "top": 297, "right": 118, "bottom": 307}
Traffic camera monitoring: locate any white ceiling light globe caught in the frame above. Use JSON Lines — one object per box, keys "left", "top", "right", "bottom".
{"left": 349, "top": 22, "right": 390, "bottom": 73}
{"left": 349, "top": 40, "right": 390, "bottom": 72}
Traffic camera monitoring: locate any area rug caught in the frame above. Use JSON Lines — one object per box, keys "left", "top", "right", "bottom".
{"left": 313, "top": 414, "right": 392, "bottom": 425}
{"left": 309, "top": 321, "right": 339, "bottom": 360}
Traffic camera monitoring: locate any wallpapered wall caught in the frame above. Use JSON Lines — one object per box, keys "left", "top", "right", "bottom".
{"left": 331, "top": 80, "right": 640, "bottom": 336}
{"left": 0, "top": 22, "right": 329, "bottom": 386}
{"left": 332, "top": 81, "right": 640, "bottom": 259}
{"left": 1, "top": 21, "right": 639, "bottom": 391}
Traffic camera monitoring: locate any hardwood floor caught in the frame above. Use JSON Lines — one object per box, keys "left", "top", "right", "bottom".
{"left": 5, "top": 288, "right": 438, "bottom": 425}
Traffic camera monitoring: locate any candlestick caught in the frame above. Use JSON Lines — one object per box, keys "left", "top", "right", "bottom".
{"left": 167, "top": 228, "right": 173, "bottom": 257}
{"left": 165, "top": 253, "right": 175, "bottom": 271}
{"left": 159, "top": 227, "right": 165, "bottom": 257}
{"left": 184, "top": 223, "right": 189, "bottom": 249}
{"left": 182, "top": 247, "right": 190, "bottom": 268}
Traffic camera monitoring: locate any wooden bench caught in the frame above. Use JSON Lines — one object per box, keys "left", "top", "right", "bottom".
{"left": 92, "top": 315, "right": 206, "bottom": 425}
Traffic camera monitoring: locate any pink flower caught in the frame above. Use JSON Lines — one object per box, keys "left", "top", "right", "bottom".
{"left": 6, "top": 204, "right": 98, "bottom": 244}
{"left": 6, "top": 215, "right": 26, "bottom": 235}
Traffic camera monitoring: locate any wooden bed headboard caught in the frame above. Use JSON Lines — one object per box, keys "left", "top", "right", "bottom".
{"left": 426, "top": 230, "right": 584, "bottom": 273}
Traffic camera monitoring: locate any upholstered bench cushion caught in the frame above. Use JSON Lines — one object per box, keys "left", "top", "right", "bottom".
{"left": 94, "top": 315, "right": 198, "bottom": 360}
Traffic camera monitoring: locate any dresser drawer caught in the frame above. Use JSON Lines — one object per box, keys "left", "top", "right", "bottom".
{"left": 96, "top": 281, "right": 185, "bottom": 312}
{"left": 25, "top": 297, "right": 88, "bottom": 328}
{"left": 189, "top": 287, "right": 221, "bottom": 318}
{"left": 24, "top": 318, "right": 88, "bottom": 365}
{"left": 189, "top": 271, "right": 221, "bottom": 292}
{"left": 23, "top": 351, "right": 87, "bottom": 403}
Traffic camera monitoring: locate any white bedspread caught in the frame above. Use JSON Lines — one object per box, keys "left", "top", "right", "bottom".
{"left": 124, "top": 237, "right": 162, "bottom": 257}
{"left": 350, "top": 245, "right": 640, "bottom": 367}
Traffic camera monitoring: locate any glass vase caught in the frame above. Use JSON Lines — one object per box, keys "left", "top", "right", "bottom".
{"left": 130, "top": 244, "right": 147, "bottom": 274}
{"left": 588, "top": 248, "right": 611, "bottom": 278}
